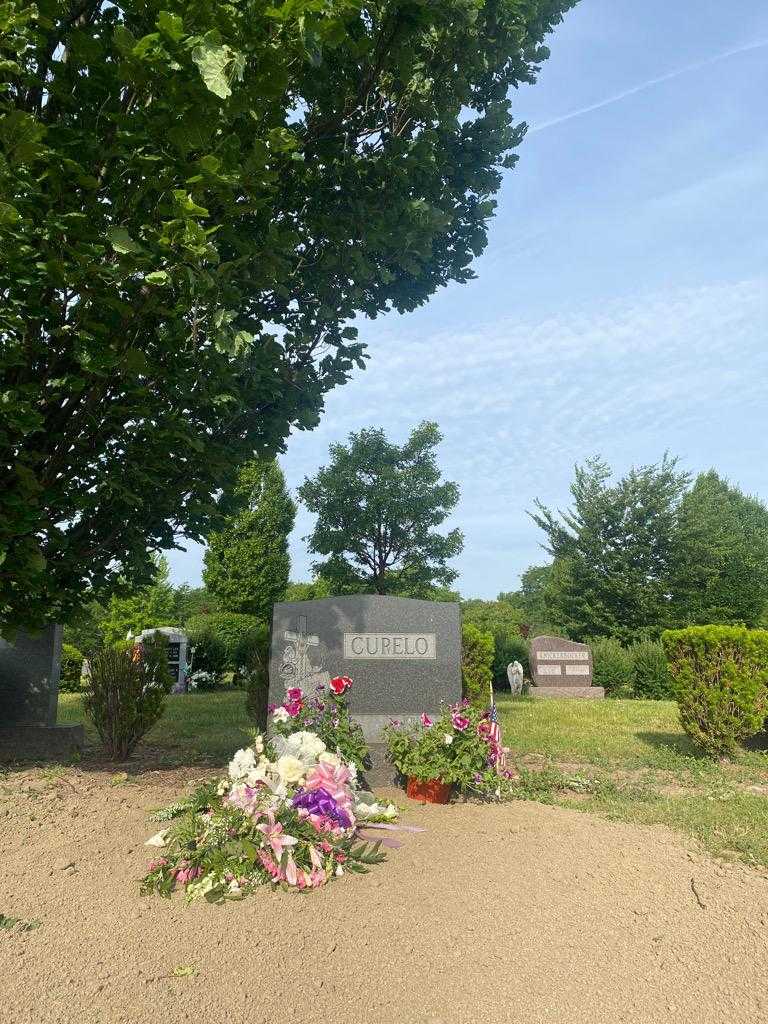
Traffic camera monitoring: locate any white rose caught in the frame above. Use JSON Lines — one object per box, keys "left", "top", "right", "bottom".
{"left": 276, "top": 755, "right": 306, "bottom": 785}
{"left": 272, "top": 707, "right": 290, "bottom": 723}
{"left": 443, "top": 733, "right": 453, "bottom": 746}
{"left": 318, "top": 751, "right": 342, "bottom": 768}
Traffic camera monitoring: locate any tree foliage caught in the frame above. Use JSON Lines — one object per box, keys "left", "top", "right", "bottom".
{"left": 0, "top": 0, "right": 574, "bottom": 634}
{"left": 531, "top": 456, "right": 691, "bottom": 642}
{"left": 299, "top": 421, "right": 463, "bottom": 595}
{"left": 203, "top": 460, "right": 295, "bottom": 619}
{"left": 673, "top": 471, "right": 768, "bottom": 628}
{"left": 461, "top": 598, "right": 527, "bottom": 683}
{"left": 100, "top": 555, "right": 178, "bottom": 646}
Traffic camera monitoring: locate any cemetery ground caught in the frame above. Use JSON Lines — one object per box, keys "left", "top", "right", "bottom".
{"left": 1, "top": 697, "right": 767, "bottom": 1023}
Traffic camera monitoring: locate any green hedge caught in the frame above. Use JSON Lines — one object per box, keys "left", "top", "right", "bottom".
{"left": 186, "top": 613, "right": 267, "bottom": 677}
{"left": 59, "top": 643, "right": 84, "bottom": 692}
{"left": 461, "top": 622, "right": 495, "bottom": 709}
{"left": 590, "top": 637, "right": 635, "bottom": 697}
{"left": 630, "top": 640, "right": 673, "bottom": 699}
{"left": 662, "top": 625, "right": 768, "bottom": 757}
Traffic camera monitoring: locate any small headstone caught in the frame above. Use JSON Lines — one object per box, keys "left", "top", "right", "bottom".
{"left": 507, "top": 660, "right": 524, "bottom": 695}
{"left": 0, "top": 624, "right": 84, "bottom": 760}
{"left": 529, "top": 635, "right": 604, "bottom": 698}
{"left": 269, "top": 595, "right": 461, "bottom": 741}
{"left": 135, "top": 627, "right": 189, "bottom": 693}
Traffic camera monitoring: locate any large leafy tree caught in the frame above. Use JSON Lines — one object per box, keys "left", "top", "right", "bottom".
{"left": 531, "top": 456, "right": 691, "bottom": 642}
{"left": 203, "top": 459, "right": 295, "bottom": 619}
{"left": 0, "top": 0, "right": 574, "bottom": 635}
{"left": 672, "top": 471, "right": 768, "bottom": 628}
{"left": 299, "top": 421, "right": 463, "bottom": 595}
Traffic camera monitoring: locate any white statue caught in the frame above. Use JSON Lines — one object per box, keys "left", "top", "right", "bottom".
{"left": 507, "top": 660, "right": 524, "bottom": 696}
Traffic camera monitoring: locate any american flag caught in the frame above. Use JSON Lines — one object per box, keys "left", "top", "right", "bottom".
{"left": 487, "top": 700, "right": 504, "bottom": 771}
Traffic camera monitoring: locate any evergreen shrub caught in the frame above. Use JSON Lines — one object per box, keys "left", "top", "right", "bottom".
{"left": 461, "top": 622, "right": 495, "bottom": 708}
{"left": 662, "top": 625, "right": 768, "bottom": 757}
{"left": 590, "top": 637, "right": 635, "bottom": 697}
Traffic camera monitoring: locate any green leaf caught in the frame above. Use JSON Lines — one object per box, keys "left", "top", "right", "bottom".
{"left": 191, "top": 36, "right": 244, "bottom": 100}
{"left": 0, "top": 202, "right": 20, "bottom": 224}
{"left": 107, "top": 227, "right": 144, "bottom": 255}
{"left": 145, "top": 270, "right": 169, "bottom": 286}
{"left": 157, "top": 11, "right": 185, "bottom": 42}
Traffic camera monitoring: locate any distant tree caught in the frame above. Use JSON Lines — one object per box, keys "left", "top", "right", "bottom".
{"left": 498, "top": 564, "right": 554, "bottom": 629}
{"left": 172, "top": 585, "right": 218, "bottom": 625}
{"left": 284, "top": 579, "right": 333, "bottom": 603}
{"left": 299, "top": 422, "right": 463, "bottom": 596}
{"left": 461, "top": 599, "right": 527, "bottom": 684}
{"left": 531, "top": 456, "right": 690, "bottom": 642}
{"left": 100, "top": 556, "right": 178, "bottom": 646}
{"left": 63, "top": 599, "right": 107, "bottom": 656}
{"left": 672, "top": 471, "right": 768, "bottom": 627}
{"left": 203, "top": 461, "right": 295, "bottom": 620}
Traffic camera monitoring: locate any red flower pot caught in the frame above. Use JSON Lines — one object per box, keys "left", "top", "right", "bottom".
{"left": 406, "top": 777, "right": 452, "bottom": 804}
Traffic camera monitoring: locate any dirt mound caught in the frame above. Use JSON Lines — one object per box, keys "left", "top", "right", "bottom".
{"left": 1, "top": 765, "right": 766, "bottom": 1024}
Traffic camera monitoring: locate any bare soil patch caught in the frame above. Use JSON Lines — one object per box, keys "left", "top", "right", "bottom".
{"left": 2, "top": 763, "right": 767, "bottom": 1024}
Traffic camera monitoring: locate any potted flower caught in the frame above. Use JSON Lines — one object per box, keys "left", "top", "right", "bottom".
{"left": 384, "top": 702, "right": 510, "bottom": 803}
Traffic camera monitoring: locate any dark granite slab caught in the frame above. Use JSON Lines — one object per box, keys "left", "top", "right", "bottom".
{"left": 269, "top": 595, "right": 461, "bottom": 737}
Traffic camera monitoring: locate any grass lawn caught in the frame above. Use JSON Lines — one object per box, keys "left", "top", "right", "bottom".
{"left": 58, "top": 690, "right": 254, "bottom": 764}
{"left": 497, "top": 695, "right": 768, "bottom": 868}
{"left": 58, "top": 690, "right": 768, "bottom": 868}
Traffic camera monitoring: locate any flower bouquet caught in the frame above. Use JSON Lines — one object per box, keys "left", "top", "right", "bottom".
{"left": 270, "top": 676, "right": 371, "bottom": 776}
{"left": 384, "top": 700, "right": 514, "bottom": 802}
{"left": 141, "top": 726, "right": 397, "bottom": 901}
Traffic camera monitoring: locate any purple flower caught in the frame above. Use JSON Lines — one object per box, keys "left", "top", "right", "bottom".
{"left": 292, "top": 787, "right": 352, "bottom": 829}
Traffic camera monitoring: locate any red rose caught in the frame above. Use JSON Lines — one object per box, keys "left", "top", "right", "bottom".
{"left": 329, "top": 675, "right": 352, "bottom": 695}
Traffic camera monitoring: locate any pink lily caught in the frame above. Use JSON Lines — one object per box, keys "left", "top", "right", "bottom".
{"left": 256, "top": 811, "right": 298, "bottom": 860}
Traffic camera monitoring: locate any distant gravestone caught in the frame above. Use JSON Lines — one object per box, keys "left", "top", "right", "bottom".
{"left": 136, "top": 627, "right": 189, "bottom": 693}
{"left": 269, "top": 595, "right": 461, "bottom": 740}
{"left": 529, "top": 635, "right": 604, "bottom": 699}
{"left": 0, "top": 625, "right": 84, "bottom": 760}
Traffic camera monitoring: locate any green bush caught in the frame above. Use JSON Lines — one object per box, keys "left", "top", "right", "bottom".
{"left": 461, "top": 599, "right": 528, "bottom": 686}
{"left": 59, "top": 643, "right": 84, "bottom": 692}
{"left": 662, "top": 625, "right": 768, "bottom": 758}
{"left": 187, "top": 613, "right": 265, "bottom": 677}
{"left": 590, "top": 637, "right": 634, "bottom": 697}
{"left": 461, "top": 622, "right": 495, "bottom": 709}
{"left": 498, "top": 633, "right": 530, "bottom": 683}
{"left": 630, "top": 640, "right": 673, "bottom": 700}
{"left": 84, "top": 633, "right": 173, "bottom": 759}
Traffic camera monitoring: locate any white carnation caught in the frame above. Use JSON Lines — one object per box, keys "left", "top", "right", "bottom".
{"left": 271, "top": 707, "right": 290, "bottom": 723}
{"left": 276, "top": 755, "right": 306, "bottom": 785}
{"left": 228, "top": 747, "right": 257, "bottom": 782}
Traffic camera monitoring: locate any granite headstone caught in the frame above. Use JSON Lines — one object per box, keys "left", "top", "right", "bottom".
{"left": 529, "top": 635, "right": 604, "bottom": 698}
{"left": 269, "top": 595, "right": 462, "bottom": 740}
{"left": 0, "top": 625, "right": 84, "bottom": 760}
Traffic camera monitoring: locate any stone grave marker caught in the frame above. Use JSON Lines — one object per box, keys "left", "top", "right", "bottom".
{"left": 0, "top": 624, "right": 84, "bottom": 760}
{"left": 269, "top": 594, "right": 462, "bottom": 741}
{"left": 529, "top": 635, "right": 604, "bottom": 698}
{"left": 136, "top": 627, "right": 190, "bottom": 693}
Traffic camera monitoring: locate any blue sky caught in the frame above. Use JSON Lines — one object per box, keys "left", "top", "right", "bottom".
{"left": 168, "top": 0, "right": 768, "bottom": 599}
